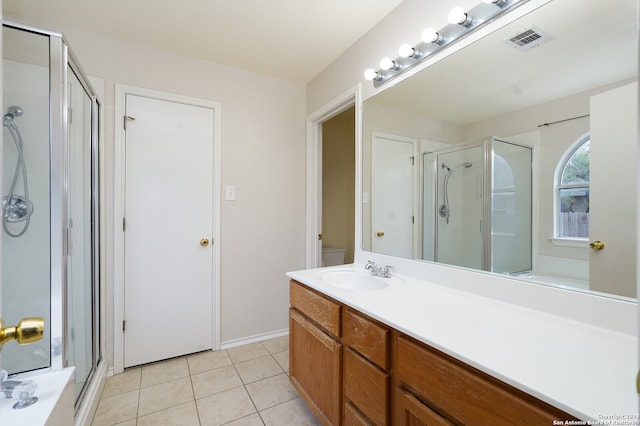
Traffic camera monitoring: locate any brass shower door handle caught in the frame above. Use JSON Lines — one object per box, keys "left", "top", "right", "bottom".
{"left": 589, "top": 240, "right": 605, "bottom": 250}
{"left": 200, "top": 238, "right": 210, "bottom": 247}
{"left": 0, "top": 317, "right": 44, "bottom": 349}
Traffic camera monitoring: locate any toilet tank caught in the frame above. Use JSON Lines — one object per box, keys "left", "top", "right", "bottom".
{"left": 322, "top": 247, "right": 346, "bottom": 266}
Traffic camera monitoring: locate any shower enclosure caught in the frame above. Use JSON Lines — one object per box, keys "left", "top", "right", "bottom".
{"left": 2, "top": 22, "right": 101, "bottom": 413}
{"left": 423, "top": 137, "right": 532, "bottom": 274}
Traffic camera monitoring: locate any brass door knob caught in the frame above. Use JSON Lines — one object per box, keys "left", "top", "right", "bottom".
{"left": 376, "top": 231, "right": 385, "bottom": 237}
{"left": 589, "top": 240, "right": 605, "bottom": 250}
{"left": 200, "top": 238, "right": 210, "bottom": 247}
{"left": 0, "top": 317, "right": 44, "bottom": 348}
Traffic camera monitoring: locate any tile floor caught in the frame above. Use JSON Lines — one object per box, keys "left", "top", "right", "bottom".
{"left": 91, "top": 336, "right": 321, "bottom": 425}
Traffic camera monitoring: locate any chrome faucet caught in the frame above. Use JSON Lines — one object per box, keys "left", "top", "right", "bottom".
{"left": 365, "top": 261, "right": 392, "bottom": 278}
{"left": 0, "top": 370, "right": 21, "bottom": 398}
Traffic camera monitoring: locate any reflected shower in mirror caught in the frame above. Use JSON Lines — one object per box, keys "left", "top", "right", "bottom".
{"left": 361, "top": 0, "right": 637, "bottom": 299}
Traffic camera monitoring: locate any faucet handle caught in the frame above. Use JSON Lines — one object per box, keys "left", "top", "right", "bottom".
{"left": 365, "top": 260, "right": 375, "bottom": 270}
{"left": 383, "top": 265, "right": 392, "bottom": 278}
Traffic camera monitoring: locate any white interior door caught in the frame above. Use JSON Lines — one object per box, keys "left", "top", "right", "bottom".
{"left": 371, "top": 134, "right": 416, "bottom": 258}
{"left": 589, "top": 82, "right": 637, "bottom": 298}
{"left": 124, "top": 94, "right": 214, "bottom": 367}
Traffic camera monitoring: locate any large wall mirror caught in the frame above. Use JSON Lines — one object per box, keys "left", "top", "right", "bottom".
{"left": 361, "top": 0, "right": 637, "bottom": 299}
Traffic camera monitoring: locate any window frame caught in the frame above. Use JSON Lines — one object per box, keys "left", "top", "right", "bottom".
{"left": 553, "top": 132, "right": 590, "bottom": 244}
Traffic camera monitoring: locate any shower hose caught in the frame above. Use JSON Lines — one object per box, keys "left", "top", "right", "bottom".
{"left": 2, "top": 117, "right": 31, "bottom": 237}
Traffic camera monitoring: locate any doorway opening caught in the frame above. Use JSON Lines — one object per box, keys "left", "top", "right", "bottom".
{"left": 321, "top": 107, "right": 356, "bottom": 266}
{"left": 306, "top": 86, "right": 359, "bottom": 268}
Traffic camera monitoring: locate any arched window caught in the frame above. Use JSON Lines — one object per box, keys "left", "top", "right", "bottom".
{"left": 555, "top": 134, "right": 590, "bottom": 239}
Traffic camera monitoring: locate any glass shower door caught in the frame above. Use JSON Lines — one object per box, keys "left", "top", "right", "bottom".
{"left": 67, "top": 64, "right": 100, "bottom": 404}
{"left": 490, "top": 138, "right": 532, "bottom": 274}
{"left": 435, "top": 145, "right": 484, "bottom": 269}
{"left": 1, "top": 26, "right": 52, "bottom": 374}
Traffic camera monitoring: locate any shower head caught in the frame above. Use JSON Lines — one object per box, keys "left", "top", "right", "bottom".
{"left": 444, "top": 162, "right": 472, "bottom": 174}
{"left": 3, "top": 106, "right": 23, "bottom": 125}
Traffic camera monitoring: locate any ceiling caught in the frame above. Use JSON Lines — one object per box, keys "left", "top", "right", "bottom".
{"left": 3, "top": 0, "right": 404, "bottom": 83}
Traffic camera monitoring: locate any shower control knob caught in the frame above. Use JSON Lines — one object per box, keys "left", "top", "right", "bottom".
{"left": 200, "top": 238, "right": 210, "bottom": 247}
{"left": 589, "top": 240, "right": 605, "bottom": 250}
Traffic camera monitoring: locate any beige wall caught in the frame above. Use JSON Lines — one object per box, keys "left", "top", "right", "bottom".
{"left": 307, "top": 0, "right": 479, "bottom": 113}
{"left": 20, "top": 23, "right": 307, "bottom": 366}
{"left": 322, "top": 107, "right": 355, "bottom": 263}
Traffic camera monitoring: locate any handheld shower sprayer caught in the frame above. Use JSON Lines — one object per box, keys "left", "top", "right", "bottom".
{"left": 3, "top": 106, "right": 23, "bottom": 122}
{"left": 439, "top": 162, "right": 473, "bottom": 224}
{"left": 2, "top": 105, "right": 33, "bottom": 237}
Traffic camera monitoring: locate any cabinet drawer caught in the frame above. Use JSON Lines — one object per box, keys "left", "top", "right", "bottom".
{"left": 290, "top": 280, "right": 341, "bottom": 337}
{"left": 396, "top": 335, "right": 573, "bottom": 425}
{"left": 344, "top": 347, "right": 389, "bottom": 426}
{"left": 396, "top": 387, "right": 454, "bottom": 426}
{"left": 345, "top": 402, "right": 373, "bottom": 426}
{"left": 343, "top": 308, "right": 390, "bottom": 370}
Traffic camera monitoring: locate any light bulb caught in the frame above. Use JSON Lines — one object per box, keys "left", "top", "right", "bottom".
{"left": 379, "top": 57, "right": 396, "bottom": 71}
{"left": 421, "top": 27, "right": 442, "bottom": 44}
{"left": 398, "top": 44, "right": 416, "bottom": 58}
{"left": 448, "top": 7, "right": 469, "bottom": 25}
{"left": 483, "top": 0, "right": 508, "bottom": 6}
{"left": 364, "top": 68, "right": 379, "bottom": 81}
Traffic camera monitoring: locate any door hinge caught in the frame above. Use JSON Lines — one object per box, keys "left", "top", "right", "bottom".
{"left": 123, "top": 115, "right": 135, "bottom": 130}
{"left": 122, "top": 320, "right": 126, "bottom": 332}
{"left": 412, "top": 216, "right": 415, "bottom": 224}
{"left": 318, "top": 233, "right": 323, "bottom": 241}
{"left": 123, "top": 217, "right": 126, "bottom": 231}
{"left": 410, "top": 155, "right": 415, "bottom": 165}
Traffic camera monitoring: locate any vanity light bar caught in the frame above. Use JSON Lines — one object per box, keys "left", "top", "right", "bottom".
{"left": 364, "top": 0, "right": 529, "bottom": 88}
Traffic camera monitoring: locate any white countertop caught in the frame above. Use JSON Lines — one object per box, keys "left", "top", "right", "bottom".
{"left": 0, "top": 367, "right": 74, "bottom": 426}
{"left": 287, "top": 264, "right": 638, "bottom": 421}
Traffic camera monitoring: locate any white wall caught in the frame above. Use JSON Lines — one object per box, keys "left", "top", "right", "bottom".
{"left": 25, "top": 25, "right": 308, "bottom": 367}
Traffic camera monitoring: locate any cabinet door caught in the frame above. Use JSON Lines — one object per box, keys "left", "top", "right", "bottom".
{"left": 290, "top": 308, "right": 342, "bottom": 425}
{"left": 395, "top": 388, "right": 455, "bottom": 426}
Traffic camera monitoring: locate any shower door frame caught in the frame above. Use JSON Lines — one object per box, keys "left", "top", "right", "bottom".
{"left": 2, "top": 21, "right": 102, "bottom": 406}
{"left": 485, "top": 136, "right": 534, "bottom": 274}
{"left": 430, "top": 141, "right": 486, "bottom": 269}
{"left": 66, "top": 45, "right": 102, "bottom": 408}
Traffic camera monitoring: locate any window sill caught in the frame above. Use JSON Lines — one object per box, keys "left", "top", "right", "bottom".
{"left": 549, "top": 237, "right": 589, "bottom": 248}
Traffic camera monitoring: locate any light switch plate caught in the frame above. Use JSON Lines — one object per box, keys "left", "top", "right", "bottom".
{"left": 225, "top": 185, "right": 236, "bottom": 201}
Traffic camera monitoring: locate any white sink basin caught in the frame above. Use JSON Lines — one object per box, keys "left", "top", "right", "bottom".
{"left": 318, "top": 268, "right": 401, "bottom": 291}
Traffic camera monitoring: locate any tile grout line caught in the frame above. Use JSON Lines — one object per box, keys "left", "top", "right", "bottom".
{"left": 186, "top": 355, "right": 204, "bottom": 426}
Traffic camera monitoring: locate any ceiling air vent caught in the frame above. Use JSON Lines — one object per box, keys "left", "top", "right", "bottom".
{"left": 506, "top": 26, "right": 554, "bottom": 52}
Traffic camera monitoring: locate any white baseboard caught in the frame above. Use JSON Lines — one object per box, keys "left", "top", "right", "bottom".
{"left": 221, "top": 329, "right": 289, "bottom": 350}
{"left": 75, "top": 360, "right": 107, "bottom": 426}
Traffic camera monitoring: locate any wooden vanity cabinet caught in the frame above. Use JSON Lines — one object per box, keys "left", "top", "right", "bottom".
{"left": 289, "top": 280, "right": 342, "bottom": 425}
{"left": 290, "top": 279, "right": 576, "bottom": 426}
{"left": 394, "top": 334, "right": 576, "bottom": 425}
{"left": 342, "top": 308, "right": 391, "bottom": 425}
